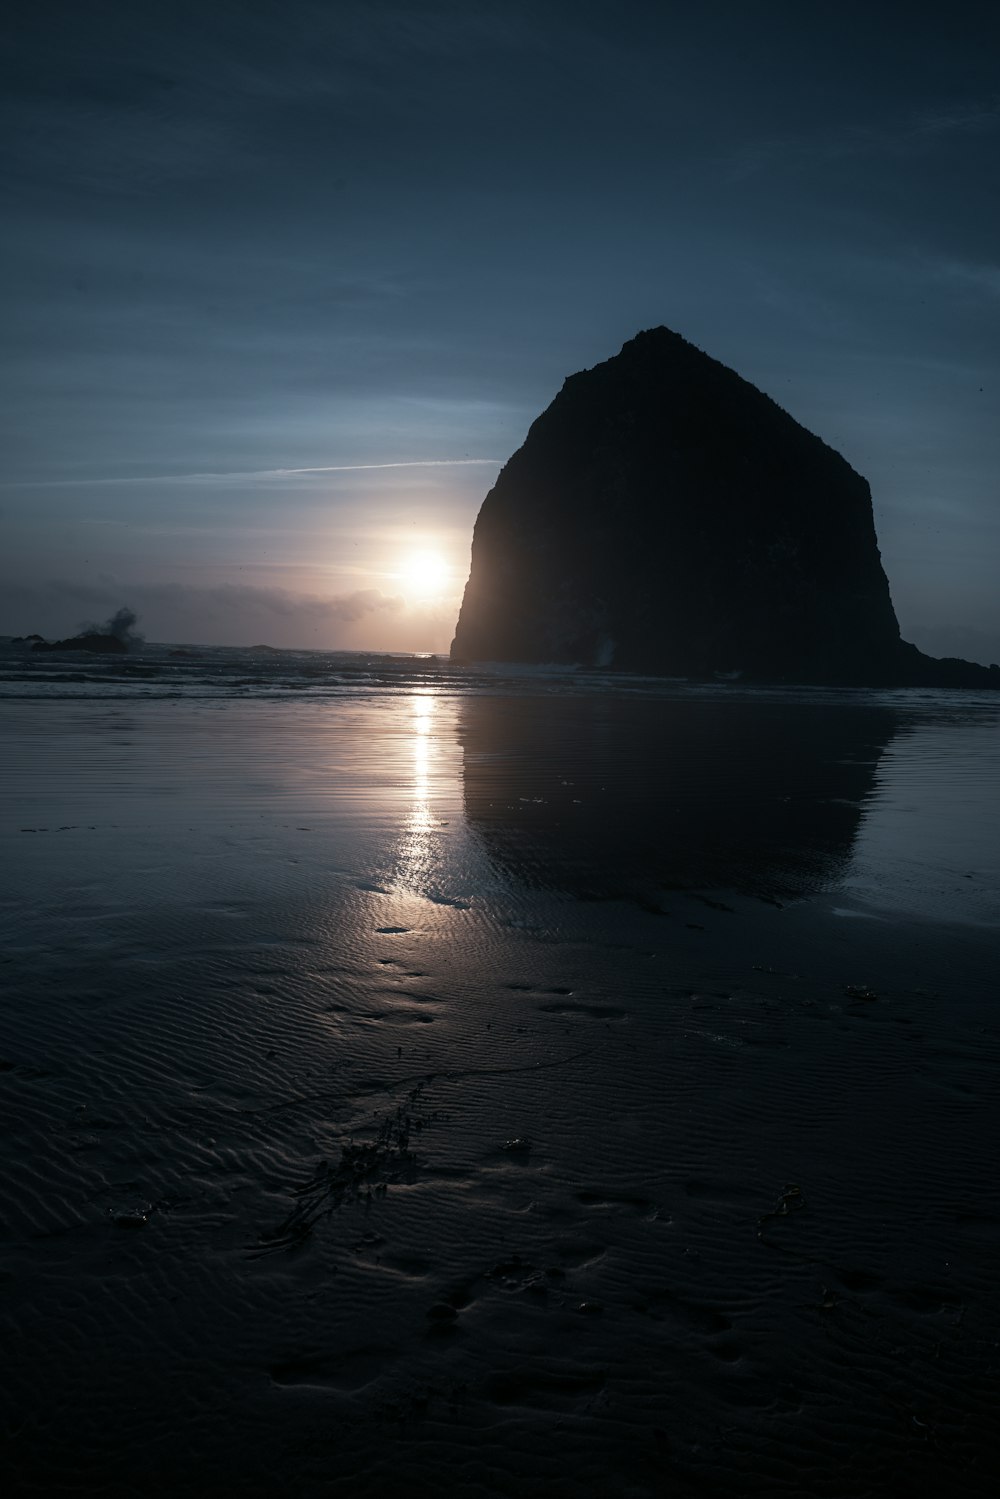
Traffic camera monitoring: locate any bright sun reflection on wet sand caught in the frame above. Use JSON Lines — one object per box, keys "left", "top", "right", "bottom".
{"left": 395, "top": 690, "right": 438, "bottom": 889}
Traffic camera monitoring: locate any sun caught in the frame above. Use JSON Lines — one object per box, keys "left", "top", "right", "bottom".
{"left": 400, "top": 551, "right": 450, "bottom": 599}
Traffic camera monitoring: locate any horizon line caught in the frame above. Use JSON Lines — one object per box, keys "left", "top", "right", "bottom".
{"left": 3, "top": 458, "right": 504, "bottom": 490}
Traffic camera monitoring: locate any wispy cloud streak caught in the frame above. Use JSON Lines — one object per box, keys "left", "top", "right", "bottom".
{"left": 4, "top": 459, "right": 503, "bottom": 490}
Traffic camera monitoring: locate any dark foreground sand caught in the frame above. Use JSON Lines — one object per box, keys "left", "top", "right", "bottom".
{"left": 1, "top": 691, "right": 999, "bottom": 1497}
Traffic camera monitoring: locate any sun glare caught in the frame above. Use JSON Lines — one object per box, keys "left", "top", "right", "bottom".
{"left": 400, "top": 551, "right": 450, "bottom": 599}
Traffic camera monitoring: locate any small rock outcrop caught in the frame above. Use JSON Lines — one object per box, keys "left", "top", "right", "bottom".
{"left": 32, "top": 632, "right": 127, "bottom": 654}
{"left": 451, "top": 328, "right": 997, "bottom": 687}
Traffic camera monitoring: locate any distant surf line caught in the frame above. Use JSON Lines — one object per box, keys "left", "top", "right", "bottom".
{"left": 5, "top": 459, "right": 504, "bottom": 489}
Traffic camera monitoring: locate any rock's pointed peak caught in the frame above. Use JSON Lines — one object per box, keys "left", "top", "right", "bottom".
{"left": 563, "top": 325, "right": 778, "bottom": 417}
{"left": 621, "top": 324, "right": 690, "bottom": 348}
{"left": 585, "top": 325, "right": 701, "bottom": 371}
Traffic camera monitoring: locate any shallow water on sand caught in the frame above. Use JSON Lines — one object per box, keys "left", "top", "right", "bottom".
{"left": 1, "top": 682, "right": 999, "bottom": 1497}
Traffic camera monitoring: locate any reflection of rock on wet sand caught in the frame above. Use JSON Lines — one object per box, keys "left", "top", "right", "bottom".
{"left": 460, "top": 694, "right": 900, "bottom": 905}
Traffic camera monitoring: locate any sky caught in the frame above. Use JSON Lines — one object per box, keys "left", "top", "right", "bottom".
{"left": 2, "top": 0, "right": 998, "bottom": 658}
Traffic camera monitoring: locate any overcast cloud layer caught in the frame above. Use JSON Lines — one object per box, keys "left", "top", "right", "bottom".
{"left": 2, "top": 0, "right": 998, "bottom": 656}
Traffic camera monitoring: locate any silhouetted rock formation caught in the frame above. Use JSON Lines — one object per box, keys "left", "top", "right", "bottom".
{"left": 32, "top": 632, "right": 127, "bottom": 654}
{"left": 452, "top": 328, "right": 998, "bottom": 687}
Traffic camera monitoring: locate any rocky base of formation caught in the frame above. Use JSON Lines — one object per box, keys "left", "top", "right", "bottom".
{"left": 891, "top": 642, "right": 998, "bottom": 689}
{"left": 451, "top": 327, "right": 997, "bottom": 688}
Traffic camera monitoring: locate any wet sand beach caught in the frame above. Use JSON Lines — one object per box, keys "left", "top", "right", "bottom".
{"left": 2, "top": 667, "right": 999, "bottom": 1497}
